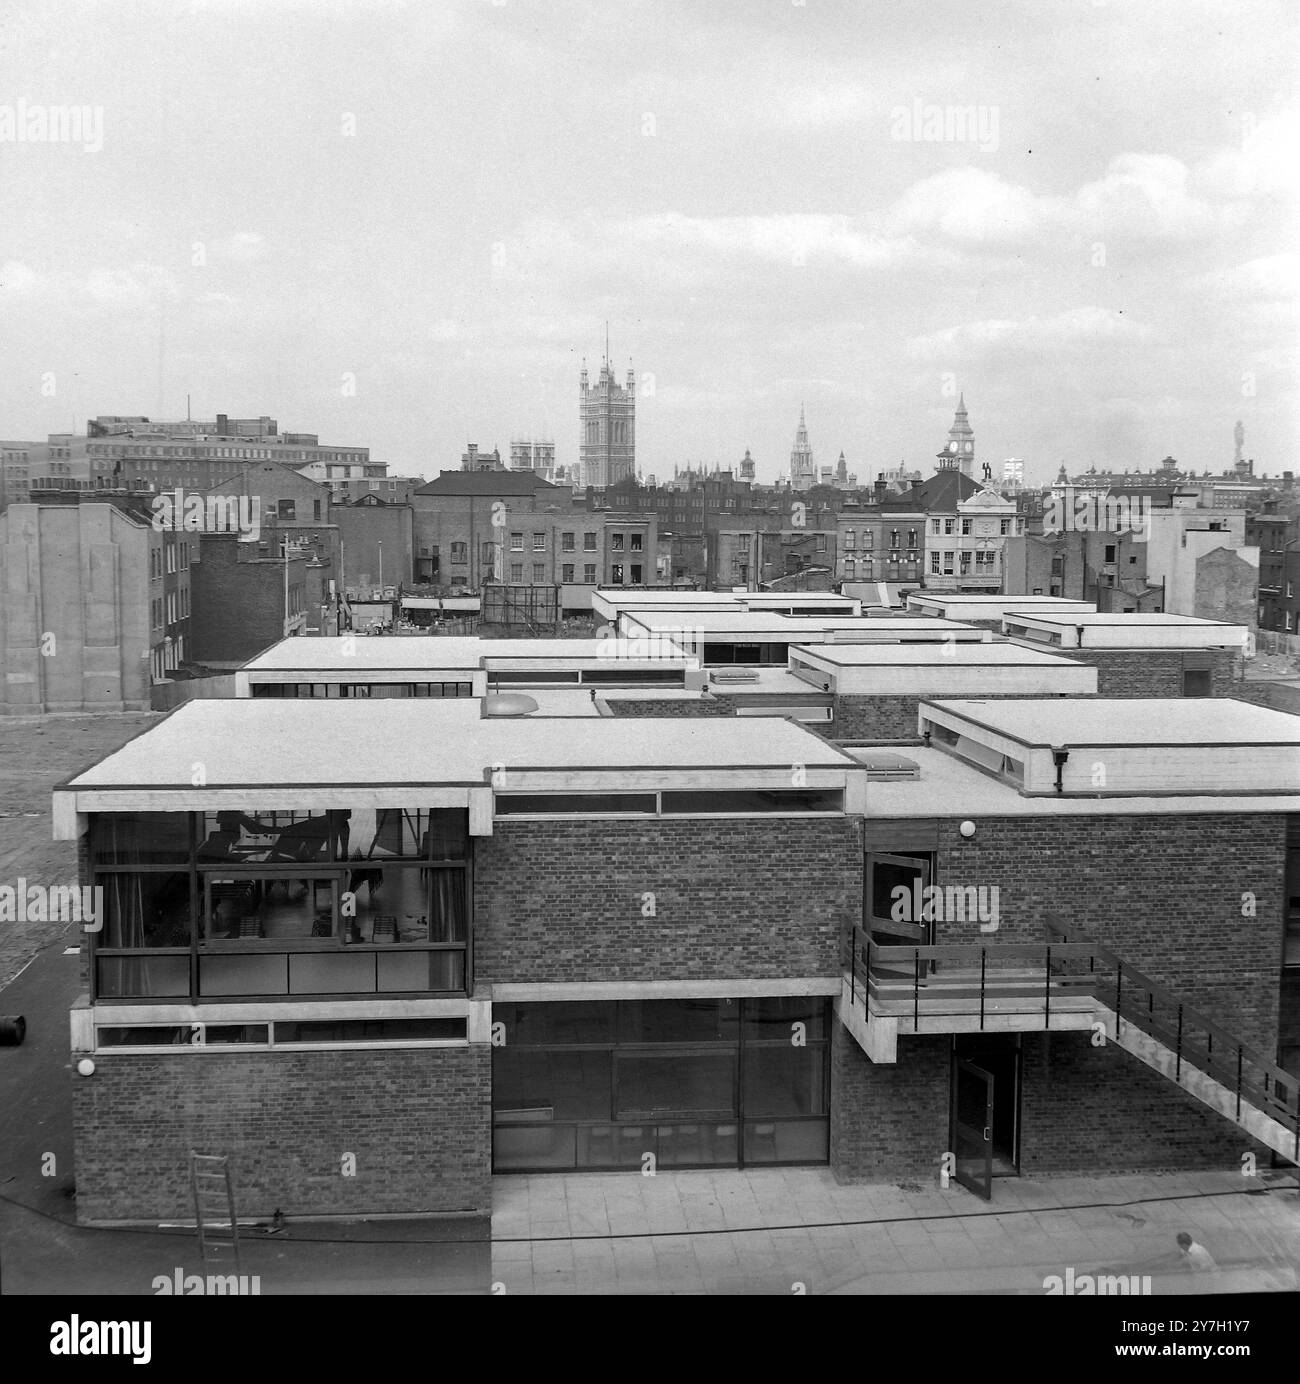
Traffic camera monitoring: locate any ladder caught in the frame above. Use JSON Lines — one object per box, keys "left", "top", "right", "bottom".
{"left": 189, "top": 1151, "right": 241, "bottom": 1268}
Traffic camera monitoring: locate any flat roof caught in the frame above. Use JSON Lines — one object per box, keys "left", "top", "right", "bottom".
{"left": 1007, "top": 613, "right": 1241, "bottom": 629}
{"left": 911, "top": 594, "right": 1096, "bottom": 605}
{"left": 624, "top": 612, "right": 979, "bottom": 636}
{"left": 598, "top": 590, "right": 855, "bottom": 605}
{"left": 64, "top": 699, "right": 858, "bottom": 790}
{"left": 920, "top": 697, "right": 1300, "bottom": 748}
{"left": 792, "top": 645, "right": 1082, "bottom": 669}
{"left": 708, "top": 667, "right": 833, "bottom": 694}
{"left": 863, "top": 746, "right": 1300, "bottom": 817}
{"left": 241, "top": 636, "right": 693, "bottom": 673}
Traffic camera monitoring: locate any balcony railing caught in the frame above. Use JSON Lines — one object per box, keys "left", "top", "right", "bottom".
{"left": 846, "top": 921, "right": 1300, "bottom": 1159}
{"left": 848, "top": 925, "right": 1099, "bottom": 1030}
{"left": 1045, "top": 920, "right": 1300, "bottom": 1159}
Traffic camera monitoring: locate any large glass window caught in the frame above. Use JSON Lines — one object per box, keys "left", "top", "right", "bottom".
{"left": 492, "top": 998, "right": 830, "bottom": 1172}
{"left": 90, "top": 808, "right": 471, "bottom": 1001}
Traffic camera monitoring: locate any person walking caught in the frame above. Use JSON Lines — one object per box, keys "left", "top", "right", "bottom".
{"left": 1176, "top": 1232, "right": 1216, "bottom": 1271}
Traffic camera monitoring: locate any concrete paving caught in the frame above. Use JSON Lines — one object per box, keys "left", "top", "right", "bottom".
{"left": 489, "top": 1167, "right": 1300, "bottom": 1295}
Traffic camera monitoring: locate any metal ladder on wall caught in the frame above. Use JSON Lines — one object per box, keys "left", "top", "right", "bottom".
{"left": 189, "top": 1151, "right": 241, "bottom": 1268}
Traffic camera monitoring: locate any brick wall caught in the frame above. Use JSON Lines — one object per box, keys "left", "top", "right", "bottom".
{"left": 1055, "top": 648, "right": 1237, "bottom": 696}
{"left": 830, "top": 1028, "right": 949, "bottom": 1181}
{"left": 602, "top": 697, "right": 731, "bottom": 717}
{"left": 904, "top": 812, "right": 1286, "bottom": 1049}
{"left": 475, "top": 817, "right": 862, "bottom": 984}
{"left": 71, "top": 1044, "right": 491, "bottom": 1222}
{"left": 1231, "top": 682, "right": 1300, "bottom": 717}
{"left": 1019, "top": 1034, "right": 1268, "bottom": 1173}
{"left": 190, "top": 540, "right": 300, "bottom": 663}
{"left": 830, "top": 1027, "right": 1270, "bottom": 1184}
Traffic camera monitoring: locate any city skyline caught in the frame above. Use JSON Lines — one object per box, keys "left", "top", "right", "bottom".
{"left": 1, "top": 0, "right": 1295, "bottom": 487}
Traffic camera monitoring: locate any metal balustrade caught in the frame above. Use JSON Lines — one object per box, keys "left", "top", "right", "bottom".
{"left": 844, "top": 919, "right": 1300, "bottom": 1160}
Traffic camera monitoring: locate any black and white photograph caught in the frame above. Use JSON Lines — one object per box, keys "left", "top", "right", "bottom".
{"left": 0, "top": 0, "right": 1298, "bottom": 1350}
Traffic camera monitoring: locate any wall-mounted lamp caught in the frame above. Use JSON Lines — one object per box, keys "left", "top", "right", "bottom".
{"left": 959, "top": 820, "right": 976, "bottom": 838}
{"left": 76, "top": 1057, "right": 96, "bottom": 1077}
{"left": 1051, "top": 745, "right": 1070, "bottom": 794}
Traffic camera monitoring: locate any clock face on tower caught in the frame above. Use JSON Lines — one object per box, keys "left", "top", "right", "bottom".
{"left": 947, "top": 442, "right": 957, "bottom": 453}
{"left": 963, "top": 442, "right": 973, "bottom": 453}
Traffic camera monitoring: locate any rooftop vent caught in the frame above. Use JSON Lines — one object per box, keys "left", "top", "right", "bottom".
{"left": 482, "top": 693, "right": 539, "bottom": 717}
{"left": 845, "top": 750, "right": 921, "bottom": 780}
{"left": 710, "top": 669, "right": 760, "bottom": 684}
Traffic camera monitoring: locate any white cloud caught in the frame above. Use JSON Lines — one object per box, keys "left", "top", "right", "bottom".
{"left": 1195, "top": 253, "right": 1299, "bottom": 302}
{"left": 1, "top": 259, "right": 178, "bottom": 307}
{"left": 885, "top": 168, "right": 1048, "bottom": 243}
{"left": 908, "top": 306, "right": 1157, "bottom": 359}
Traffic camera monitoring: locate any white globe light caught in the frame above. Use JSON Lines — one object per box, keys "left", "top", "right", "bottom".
{"left": 76, "top": 1058, "right": 96, "bottom": 1077}
{"left": 959, "top": 820, "right": 976, "bottom": 838}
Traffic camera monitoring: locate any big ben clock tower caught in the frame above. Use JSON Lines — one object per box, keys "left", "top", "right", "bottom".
{"left": 936, "top": 394, "right": 975, "bottom": 477}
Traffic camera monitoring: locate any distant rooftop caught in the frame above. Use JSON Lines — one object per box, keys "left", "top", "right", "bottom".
{"left": 241, "top": 636, "right": 696, "bottom": 674}
{"left": 791, "top": 644, "right": 1085, "bottom": 669}
{"left": 622, "top": 612, "right": 984, "bottom": 638}
{"left": 1011, "top": 613, "right": 1238, "bottom": 628}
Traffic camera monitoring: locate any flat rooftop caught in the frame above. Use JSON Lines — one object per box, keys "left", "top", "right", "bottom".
{"left": 1011, "top": 613, "right": 1241, "bottom": 629}
{"left": 790, "top": 644, "right": 1083, "bottom": 669}
{"left": 861, "top": 745, "right": 1300, "bottom": 817}
{"left": 924, "top": 697, "right": 1299, "bottom": 747}
{"left": 241, "top": 636, "right": 694, "bottom": 673}
{"left": 597, "top": 590, "right": 856, "bottom": 605}
{"left": 63, "top": 699, "right": 858, "bottom": 791}
{"left": 623, "top": 612, "right": 982, "bottom": 637}
{"left": 910, "top": 594, "right": 1098, "bottom": 606}
{"left": 1003, "top": 611, "right": 1249, "bottom": 650}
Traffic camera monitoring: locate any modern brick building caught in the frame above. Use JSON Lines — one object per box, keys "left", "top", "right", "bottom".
{"left": 55, "top": 690, "right": 1300, "bottom": 1220}
{"left": 786, "top": 643, "right": 1097, "bottom": 739}
{"left": 617, "top": 610, "right": 990, "bottom": 666}
{"left": 1000, "top": 612, "right": 1248, "bottom": 697}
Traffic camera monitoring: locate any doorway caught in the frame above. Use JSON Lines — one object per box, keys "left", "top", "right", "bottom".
{"left": 949, "top": 1035, "right": 1021, "bottom": 1199}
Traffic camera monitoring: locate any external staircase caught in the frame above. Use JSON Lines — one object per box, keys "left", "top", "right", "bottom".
{"left": 838, "top": 921, "right": 1300, "bottom": 1165}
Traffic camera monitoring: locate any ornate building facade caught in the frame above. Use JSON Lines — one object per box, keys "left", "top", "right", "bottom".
{"left": 579, "top": 353, "right": 636, "bottom": 489}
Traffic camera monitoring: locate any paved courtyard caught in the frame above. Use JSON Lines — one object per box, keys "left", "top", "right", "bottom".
{"left": 490, "top": 1166, "right": 1300, "bottom": 1294}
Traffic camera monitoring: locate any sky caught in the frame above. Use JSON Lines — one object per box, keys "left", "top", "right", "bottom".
{"left": 0, "top": 0, "right": 1296, "bottom": 487}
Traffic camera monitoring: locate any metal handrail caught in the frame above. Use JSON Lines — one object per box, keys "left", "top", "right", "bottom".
{"left": 848, "top": 920, "right": 1300, "bottom": 1152}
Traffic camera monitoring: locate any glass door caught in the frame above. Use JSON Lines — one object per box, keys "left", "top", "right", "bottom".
{"left": 951, "top": 1056, "right": 994, "bottom": 1201}
{"left": 867, "top": 851, "right": 935, "bottom": 977}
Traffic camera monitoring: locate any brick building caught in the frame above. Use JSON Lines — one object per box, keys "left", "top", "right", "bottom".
{"left": 1000, "top": 612, "right": 1248, "bottom": 697}
{"left": 188, "top": 533, "right": 311, "bottom": 665}
{"left": 55, "top": 689, "right": 1300, "bottom": 1220}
